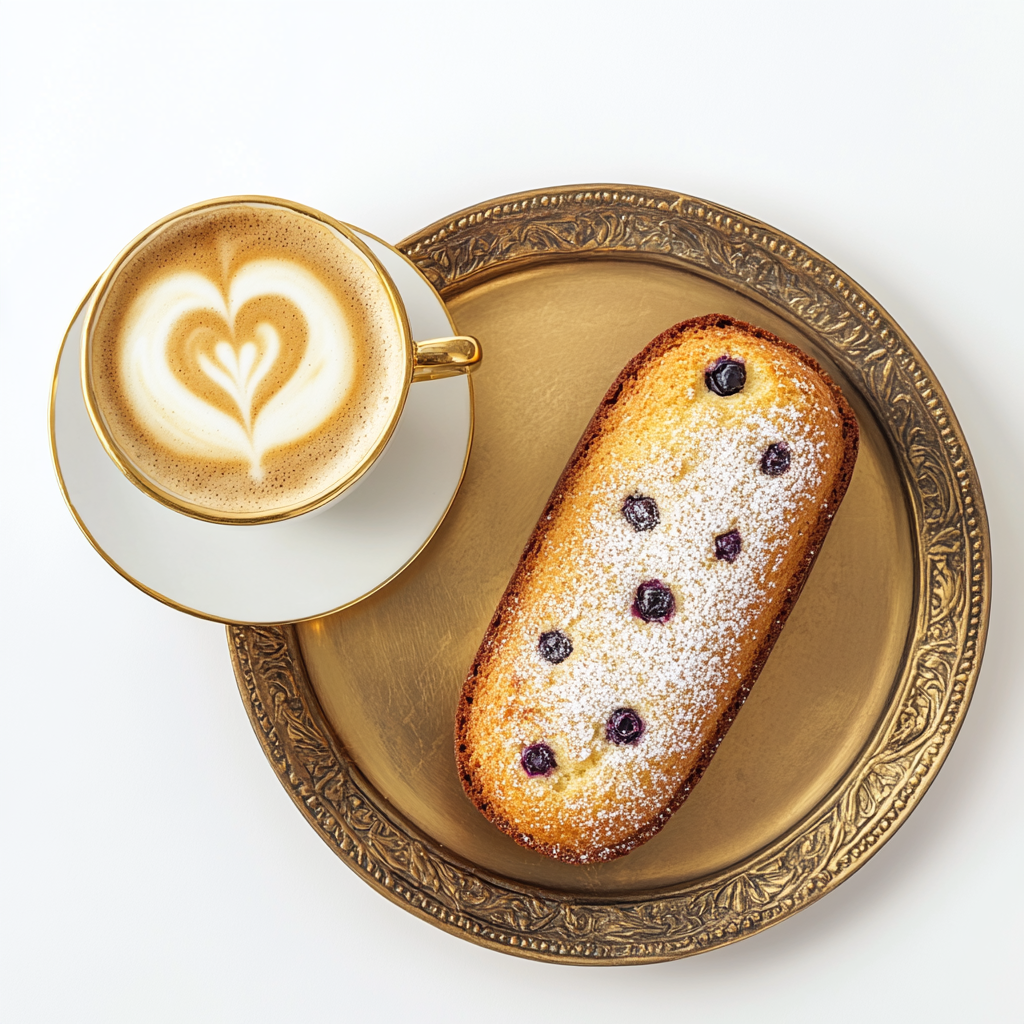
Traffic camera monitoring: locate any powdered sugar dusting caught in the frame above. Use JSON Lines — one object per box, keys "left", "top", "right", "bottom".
{"left": 461, "top": 327, "right": 848, "bottom": 860}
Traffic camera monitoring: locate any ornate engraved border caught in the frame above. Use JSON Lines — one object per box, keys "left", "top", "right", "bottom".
{"left": 230, "top": 185, "right": 989, "bottom": 964}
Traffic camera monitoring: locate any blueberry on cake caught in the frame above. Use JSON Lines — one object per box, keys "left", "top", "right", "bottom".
{"left": 455, "top": 314, "right": 859, "bottom": 863}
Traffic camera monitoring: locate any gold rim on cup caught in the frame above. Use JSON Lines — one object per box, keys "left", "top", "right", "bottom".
{"left": 79, "top": 195, "right": 480, "bottom": 526}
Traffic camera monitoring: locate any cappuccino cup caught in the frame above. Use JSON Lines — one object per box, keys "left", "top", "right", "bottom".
{"left": 81, "top": 196, "right": 479, "bottom": 525}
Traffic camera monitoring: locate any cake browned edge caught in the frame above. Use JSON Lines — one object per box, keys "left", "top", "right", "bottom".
{"left": 454, "top": 313, "right": 861, "bottom": 864}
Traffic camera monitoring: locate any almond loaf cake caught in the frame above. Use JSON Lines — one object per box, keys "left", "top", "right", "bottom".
{"left": 455, "top": 314, "right": 859, "bottom": 864}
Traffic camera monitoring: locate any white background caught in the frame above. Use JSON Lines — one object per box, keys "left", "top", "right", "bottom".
{"left": 1, "top": 2, "right": 1021, "bottom": 1020}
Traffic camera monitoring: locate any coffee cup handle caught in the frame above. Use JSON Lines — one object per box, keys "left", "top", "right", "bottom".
{"left": 411, "top": 336, "right": 481, "bottom": 382}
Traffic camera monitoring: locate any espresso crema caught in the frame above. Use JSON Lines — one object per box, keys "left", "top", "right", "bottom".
{"left": 87, "top": 203, "right": 407, "bottom": 517}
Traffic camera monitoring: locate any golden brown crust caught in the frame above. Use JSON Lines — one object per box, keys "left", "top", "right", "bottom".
{"left": 455, "top": 314, "right": 859, "bottom": 863}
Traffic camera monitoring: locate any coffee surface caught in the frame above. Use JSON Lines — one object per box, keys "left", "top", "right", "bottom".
{"left": 89, "top": 203, "right": 407, "bottom": 516}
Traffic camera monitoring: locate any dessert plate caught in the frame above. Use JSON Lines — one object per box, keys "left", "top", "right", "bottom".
{"left": 229, "top": 186, "right": 989, "bottom": 963}
{"left": 50, "top": 229, "right": 473, "bottom": 624}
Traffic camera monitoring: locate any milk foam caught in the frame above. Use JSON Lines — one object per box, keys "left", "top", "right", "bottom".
{"left": 89, "top": 204, "right": 406, "bottom": 516}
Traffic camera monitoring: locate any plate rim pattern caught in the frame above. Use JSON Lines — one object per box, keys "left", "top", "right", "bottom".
{"left": 229, "top": 184, "right": 990, "bottom": 964}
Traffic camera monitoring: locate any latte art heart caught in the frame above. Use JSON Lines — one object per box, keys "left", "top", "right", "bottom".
{"left": 119, "top": 260, "right": 356, "bottom": 480}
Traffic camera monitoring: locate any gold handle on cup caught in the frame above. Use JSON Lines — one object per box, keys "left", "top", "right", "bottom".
{"left": 411, "top": 336, "right": 482, "bottom": 382}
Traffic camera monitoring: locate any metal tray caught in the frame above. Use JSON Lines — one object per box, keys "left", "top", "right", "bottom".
{"left": 228, "top": 185, "right": 989, "bottom": 964}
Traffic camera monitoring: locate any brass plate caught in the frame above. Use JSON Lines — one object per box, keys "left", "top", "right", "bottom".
{"left": 229, "top": 185, "right": 989, "bottom": 963}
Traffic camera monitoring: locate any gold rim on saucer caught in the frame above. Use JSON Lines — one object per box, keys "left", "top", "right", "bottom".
{"left": 49, "top": 228, "right": 476, "bottom": 623}
{"left": 229, "top": 184, "right": 990, "bottom": 963}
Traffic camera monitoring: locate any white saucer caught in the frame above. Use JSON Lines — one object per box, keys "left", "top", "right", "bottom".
{"left": 50, "top": 229, "right": 473, "bottom": 624}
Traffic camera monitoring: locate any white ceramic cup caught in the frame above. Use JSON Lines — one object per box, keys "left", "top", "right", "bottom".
{"left": 80, "top": 195, "right": 480, "bottom": 525}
